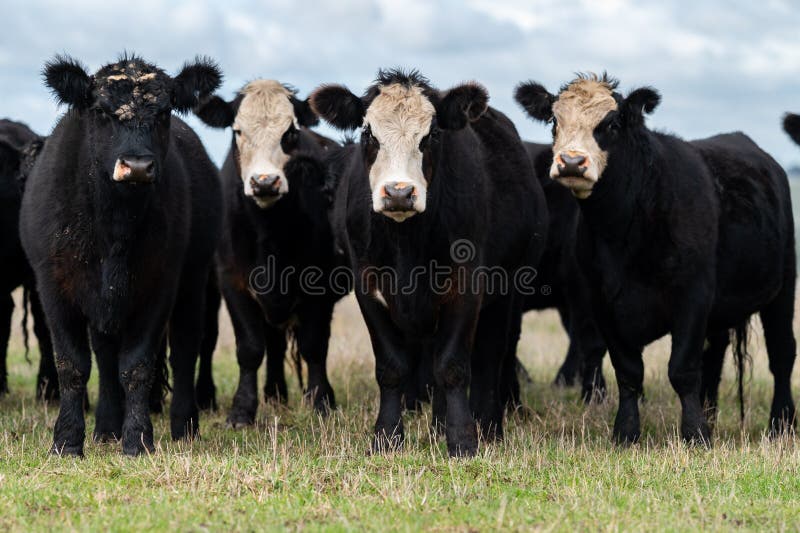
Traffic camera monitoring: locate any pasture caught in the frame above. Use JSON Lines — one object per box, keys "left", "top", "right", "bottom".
{"left": 2, "top": 291, "right": 800, "bottom": 531}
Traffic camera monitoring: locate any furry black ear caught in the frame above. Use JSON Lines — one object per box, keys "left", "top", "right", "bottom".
{"left": 514, "top": 81, "right": 555, "bottom": 123}
{"left": 783, "top": 113, "right": 800, "bottom": 146}
{"left": 436, "top": 82, "right": 489, "bottom": 130}
{"left": 624, "top": 87, "right": 661, "bottom": 116}
{"left": 172, "top": 56, "right": 223, "bottom": 113}
{"left": 309, "top": 85, "right": 365, "bottom": 131}
{"left": 43, "top": 55, "right": 93, "bottom": 109}
{"left": 194, "top": 95, "right": 237, "bottom": 129}
{"left": 0, "top": 135, "right": 22, "bottom": 176}
{"left": 291, "top": 96, "right": 320, "bottom": 127}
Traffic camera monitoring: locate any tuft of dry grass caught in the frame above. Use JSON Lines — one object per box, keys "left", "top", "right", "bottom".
{"left": 1, "top": 292, "right": 800, "bottom": 531}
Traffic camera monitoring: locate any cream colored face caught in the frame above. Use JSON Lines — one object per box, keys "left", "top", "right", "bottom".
{"left": 364, "top": 83, "right": 435, "bottom": 221}
{"left": 234, "top": 80, "right": 299, "bottom": 208}
{"left": 550, "top": 78, "right": 618, "bottom": 199}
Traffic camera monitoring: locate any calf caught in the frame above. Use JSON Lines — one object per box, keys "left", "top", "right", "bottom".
{"left": 515, "top": 74, "right": 796, "bottom": 444}
{"left": 0, "top": 119, "right": 56, "bottom": 399}
{"left": 20, "top": 54, "right": 223, "bottom": 456}
{"left": 194, "top": 80, "right": 344, "bottom": 426}
{"left": 311, "top": 70, "right": 548, "bottom": 456}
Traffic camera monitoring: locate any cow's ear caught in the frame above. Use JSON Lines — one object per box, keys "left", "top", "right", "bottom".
{"left": 309, "top": 85, "right": 365, "bottom": 131}
{"left": 623, "top": 86, "right": 660, "bottom": 125}
{"left": 172, "top": 56, "right": 223, "bottom": 113}
{"left": 783, "top": 113, "right": 800, "bottom": 146}
{"left": 514, "top": 81, "right": 555, "bottom": 123}
{"left": 436, "top": 82, "right": 489, "bottom": 130}
{"left": 291, "top": 96, "right": 319, "bottom": 127}
{"left": 0, "top": 135, "right": 21, "bottom": 175}
{"left": 43, "top": 55, "right": 94, "bottom": 109}
{"left": 194, "top": 95, "right": 237, "bottom": 129}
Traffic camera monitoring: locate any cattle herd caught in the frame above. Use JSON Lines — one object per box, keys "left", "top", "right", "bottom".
{"left": 1, "top": 54, "right": 799, "bottom": 458}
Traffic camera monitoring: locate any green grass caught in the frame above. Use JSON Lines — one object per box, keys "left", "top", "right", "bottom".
{"left": 2, "top": 295, "right": 800, "bottom": 532}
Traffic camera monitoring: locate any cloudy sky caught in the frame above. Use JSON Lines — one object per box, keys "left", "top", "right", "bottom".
{"left": 1, "top": 0, "right": 799, "bottom": 167}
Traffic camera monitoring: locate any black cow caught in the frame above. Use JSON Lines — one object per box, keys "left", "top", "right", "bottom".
{"left": 0, "top": 119, "right": 57, "bottom": 399}
{"left": 516, "top": 141, "right": 607, "bottom": 402}
{"left": 194, "top": 80, "right": 344, "bottom": 426}
{"left": 515, "top": 73, "right": 796, "bottom": 444}
{"left": 20, "top": 54, "right": 223, "bottom": 456}
{"left": 311, "top": 70, "right": 548, "bottom": 457}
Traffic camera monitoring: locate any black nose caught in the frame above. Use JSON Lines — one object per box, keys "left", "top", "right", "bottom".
{"left": 116, "top": 156, "right": 155, "bottom": 183}
{"left": 250, "top": 174, "right": 282, "bottom": 197}
{"left": 382, "top": 182, "right": 416, "bottom": 211}
{"left": 557, "top": 153, "right": 587, "bottom": 176}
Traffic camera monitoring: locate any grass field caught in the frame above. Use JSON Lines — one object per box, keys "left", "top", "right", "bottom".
{"left": 2, "top": 292, "right": 800, "bottom": 532}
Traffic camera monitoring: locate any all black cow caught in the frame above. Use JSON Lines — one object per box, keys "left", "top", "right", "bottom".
{"left": 194, "top": 80, "right": 344, "bottom": 426}
{"left": 20, "top": 54, "right": 223, "bottom": 456}
{"left": 515, "top": 73, "right": 796, "bottom": 444}
{"left": 785, "top": 114, "right": 800, "bottom": 147}
{"left": 517, "top": 141, "right": 607, "bottom": 402}
{"left": 311, "top": 70, "right": 548, "bottom": 456}
{"left": 0, "top": 119, "right": 57, "bottom": 399}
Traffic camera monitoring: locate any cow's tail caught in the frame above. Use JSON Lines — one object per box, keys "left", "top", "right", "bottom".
{"left": 21, "top": 287, "right": 31, "bottom": 364}
{"left": 731, "top": 321, "right": 752, "bottom": 423}
{"left": 287, "top": 327, "right": 304, "bottom": 390}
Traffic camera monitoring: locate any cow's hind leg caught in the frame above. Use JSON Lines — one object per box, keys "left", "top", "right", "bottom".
{"left": 30, "top": 289, "right": 59, "bottom": 402}
{"left": 196, "top": 274, "right": 220, "bottom": 411}
{"left": 91, "top": 328, "right": 123, "bottom": 442}
{"left": 700, "top": 330, "right": 728, "bottom": 427}
{"left": 295, "top": 299, "right": 336, "bottom": 414}
{"left": 264, "top": 324, "right": 287, "bottom": 404}
{"left": 760, "top": 268, "right": 797, "bottom": 435}
{"left": 0, "top": 293, "right": 12, "bottom": 396}
{"left": 168, "top": 271, "right": 209, "bottom": 441}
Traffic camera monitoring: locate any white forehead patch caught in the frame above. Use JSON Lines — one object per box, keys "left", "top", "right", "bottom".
{"left": 364, "top": 83, "right": 435, "bottom": 219}
{"left": 235, "top": 80, "right": 299, "bottom": 200}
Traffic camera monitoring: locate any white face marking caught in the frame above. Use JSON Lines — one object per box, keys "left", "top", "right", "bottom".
{"left": 234, "top": 80, "right": 299, "bottom": 207}
{"left": 550, "top": 78, "right": 618, "bottom": 199}
{"left": 364, "top": 83, "right": 435, "bottom": 221}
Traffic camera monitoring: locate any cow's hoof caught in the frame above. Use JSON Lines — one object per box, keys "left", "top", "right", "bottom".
{"left": 196, "top": 381, "right": 217, "bottom": 411}
{"left": 682, "top": 421, "right": 712, "bottom": 447}
{"left": 93, "top": 429, "right": 122, "bottom": 443}
{"left": 371, "top": 427, "right": 404, "bottom": 454}
{"left": 226, "top": 410, "right": 255, "bottom": 429}
{"left": 264, "top": 384, "right": 288, "bottom": 405}
{"left": 171, "top": 416, "right": 199, "bottom": 441}
{"left": 446, "top": 423, "right": 478, "bottom": 458}
{"left": 51, "top": 443, "right": 84, "bottom": 457}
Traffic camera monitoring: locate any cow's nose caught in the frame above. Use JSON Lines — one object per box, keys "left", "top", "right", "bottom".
{"left": 249, "top": 174, "right": 282, "bottom": 197}
{"left": 115, "top": 156, "right": 155, "bottom": 183}
{"left": 382, "top": 181, "right": 416, "bottom": 211}
{"left": 557, "top": 152, "right": 588, "bottom": 176}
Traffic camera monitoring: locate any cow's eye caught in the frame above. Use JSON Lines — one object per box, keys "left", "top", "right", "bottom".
{"left": 233, "top": 128, "right": 242, "bottom": 137}
{"left": 281, "top": 125, "right": 300, "bottom": 152}
{"left": 363, "top": 126, "right": 378, "bottom": 147}
{"left": 418, "top": 133, "right": 431, "bottom": 152}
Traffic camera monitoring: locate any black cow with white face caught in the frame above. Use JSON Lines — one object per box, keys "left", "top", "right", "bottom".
{"left": 515, "top": 73, "right": 796, "bottom": 444}
{"left": 20, "top": 54, "right": 223, "bottom": 456}
{"left": 194, "top": 80, "right": 344, "bottom": 425}
{"left": 0, "top": 119, "right": 57, "bottom": 400}
{"left": 312, "top": 70, "right": 548, "bottom": 457}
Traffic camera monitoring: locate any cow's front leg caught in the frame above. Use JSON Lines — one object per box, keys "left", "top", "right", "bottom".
{"left": 357, "top": 294, "right": 408, "bottom": 453}
{"left": 435, "top": 297, "right": 480, "bottom": 457}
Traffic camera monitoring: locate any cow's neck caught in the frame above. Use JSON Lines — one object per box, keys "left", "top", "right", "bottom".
{"left": 577, "top": 133, "right": 656, "bottom": 245}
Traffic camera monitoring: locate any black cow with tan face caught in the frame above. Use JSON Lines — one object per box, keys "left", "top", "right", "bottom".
{"left": 0, "top": 119, "right": 57, "bottom": 400}
{"left": 20, "top": 54, "right": 223, "bottom": 456}
{"left": 515, "top": 73, "right": 796, "bottom": 445}
{"left": 194, "top": 80, "right": 344, "bottom": 425}
{"left": 312, "top": 70, "right": 548, "bottom": 457}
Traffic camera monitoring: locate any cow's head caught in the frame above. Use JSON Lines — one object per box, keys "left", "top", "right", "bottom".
{"left": 515, "top": 73, "right": 660, "bottom": 199}
{"left": 195, "top": 80, "right": 319, "bottom": 208}
{"left": 310, "top": 69, "right": 488, "bottom": 222}
{"left": 784, "top": 113, "right": 800, "bottom": 147}
{"left": 43, "top": 54, "right": 222, "bottom": 185}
